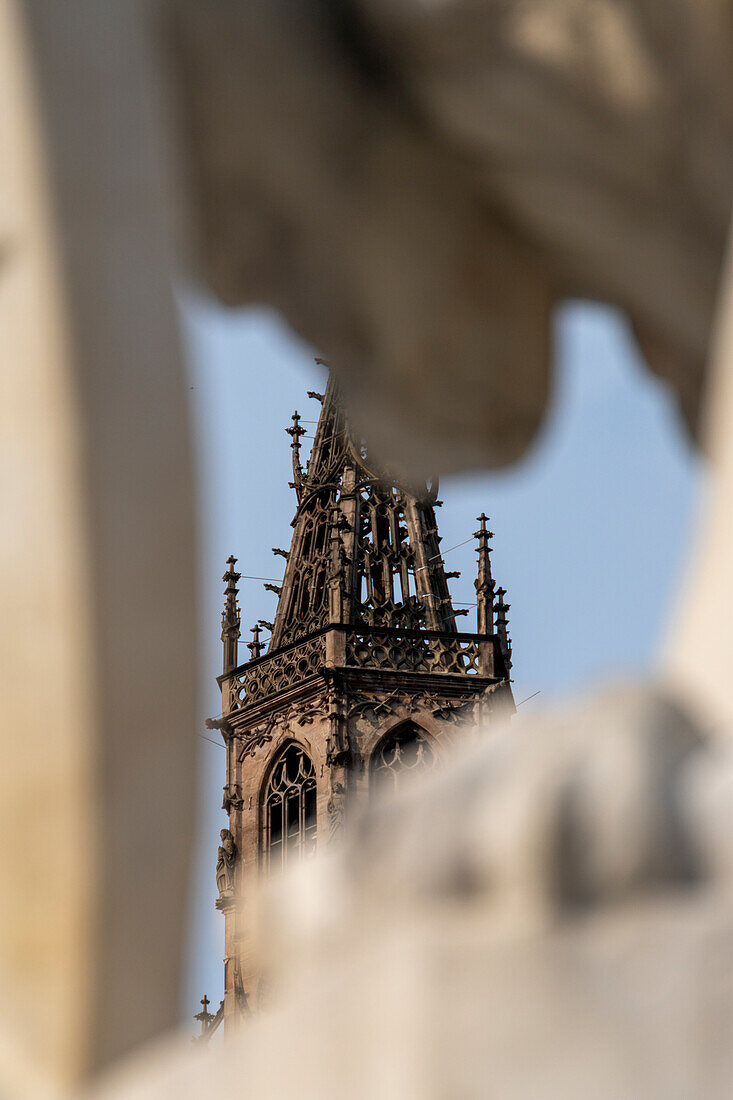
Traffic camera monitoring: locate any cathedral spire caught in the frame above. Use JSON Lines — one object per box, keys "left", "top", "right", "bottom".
{"left": 474, "top": 513, "right": 495, "bottom": 635}
{"left": 221, "top": 555, "right": 241, "bottom": 673}
{"left": 212, "top": 369, "right": 516, "bottom": 1028}
{"left": 265, "top": 375, "right": 462, "bottom": 650}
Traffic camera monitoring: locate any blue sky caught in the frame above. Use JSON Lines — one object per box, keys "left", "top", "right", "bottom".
{"left": 180, "top": 297, "right": 703, "bottom": 1017}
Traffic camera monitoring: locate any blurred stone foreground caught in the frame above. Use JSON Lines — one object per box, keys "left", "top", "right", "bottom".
{"left": 2, "top": 1, "right": 733, "bottom": 1096}
{"left": 97, "top": 689, "right": 733, "bottom": 1099}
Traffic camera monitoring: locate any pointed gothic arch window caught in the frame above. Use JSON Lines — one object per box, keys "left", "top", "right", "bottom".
{"left": 262, "top": 743, "right": 317, "bottom": 870}
{"left": 370, "top": 722, "right": 435, "bottom": 796}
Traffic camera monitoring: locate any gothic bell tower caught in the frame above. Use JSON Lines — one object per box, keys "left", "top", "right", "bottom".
{"left": 209, "top": 374, "right": 515, "bottom": 1029}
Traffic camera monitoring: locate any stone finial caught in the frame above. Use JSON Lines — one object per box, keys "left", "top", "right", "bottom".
{"left": 474, "top": 514, "right": 495, "bottom": 635}
{"left": 286, "top": 410, "right": 306, "bottom": 500}
{"left": 221, "top": 555, "right": 241, "bottom": 673}
{"left": 194, "top": 994, "right": 213, "bottom": 1038}
{"left": 247, "top": 623, "right": 264, "bottom": 660}
{"left": 494, "top": 586, "right": 512, "bottom": 672}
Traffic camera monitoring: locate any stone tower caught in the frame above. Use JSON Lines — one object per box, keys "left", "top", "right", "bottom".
{"left": 208, "top": 375, "right": 514, "bottom": 1031}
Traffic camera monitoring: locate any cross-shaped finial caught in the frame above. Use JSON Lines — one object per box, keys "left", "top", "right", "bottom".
{"left": 223, "top": 555, "right": 241, "bottom": 586}
{"left": 194, "top": 993, "right": 214, "bottom": 1036}
{"left": 286, "top": 410, "right": 306, "bottom": 444}
{"left": 286, "top": 412, "right": 307, "bottom": 500}
{"left": 474, "top": 513, "right": 494, "bottom": 541}
{"left": 495, "top": 587, "right": 510, "bottom": 624}
{"left": 221, "top": 556, "right": 241, "bottom": 670}
{"left": 473, "top": 514, "right": 495, "bottom": 634}
{"left": 247, "top": 624, "right": 263, "bottom": 659}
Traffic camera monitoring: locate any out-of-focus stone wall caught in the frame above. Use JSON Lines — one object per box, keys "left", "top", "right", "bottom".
{"left": 91, "top": 688, "right": 733, "bottom": 1098}
{"left": 166, "top": 0, "right": 733, "bottom": 476}
{"left": 0, "top": 0, "right": 196, "bottom": 1089}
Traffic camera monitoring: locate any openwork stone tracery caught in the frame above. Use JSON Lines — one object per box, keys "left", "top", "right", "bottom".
{"left": 206, "top": 372, "right": 515, "bottom": 1032}
{"left": 263, "top": 743, "right": 317, "bottom": 871}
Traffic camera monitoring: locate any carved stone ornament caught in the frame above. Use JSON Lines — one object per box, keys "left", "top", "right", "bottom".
{"left": 235, "top": 690, "right": 332, "bottom": 761}
{"left": 222, "top": 783, "right": 244, "bottom": 813}
{"left": 237, "top": 724, "right": 275, "bottom": 761}
{"left": 205, "top": 715, "right": 233, "bottom": 738}
{"left": 347, "top": 687, "right": 410, "bottom": 723}
{"left": 326, "top": 738, "right": 351, "bottom": 767}
{"left": 327, "top": 780, "right": 347, "bottom": 838}
{"left": 279, "top": 693, "right": 330, "bottom": 728}
{"left": 347, "top": 687, "right": 489, "bottom": 727}
{"left": 236, "top": 694, "right": 331, "bottom": 761}
{"left": 215, "top": 829, "right": 237, "bottom": 898}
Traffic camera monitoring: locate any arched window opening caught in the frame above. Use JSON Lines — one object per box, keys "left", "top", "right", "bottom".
{"left": 298, "top": 577, "right": 310, "bottom": 618}
{"left": 301, "top": 522, "right": 313, "bottom": 559}
{"left": 312, "top": 567, "right": 326, "bottom": 612}
{"left": 370, "top": 722, "right": 435, "bottom": 796}
{"left": 263, "top": 744, "right": 317, "bottom": 870}
{"left": 314, "top": 520, "right": 327, "bottom": 553}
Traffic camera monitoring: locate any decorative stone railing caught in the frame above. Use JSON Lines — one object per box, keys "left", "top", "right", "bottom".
{"left": 223, "top": 625, "right": 501, "bottom": 712}
{"left": 227, "top": 631, "right": 327, "bottom": 709}
{"left": 344, "top": 626, "right": 484, "bottom": 677}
